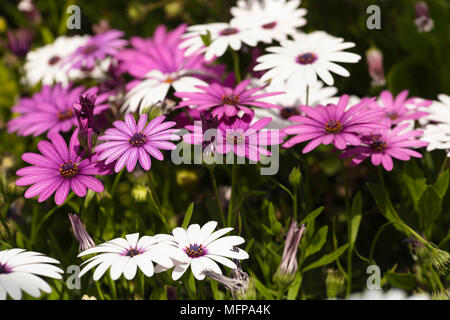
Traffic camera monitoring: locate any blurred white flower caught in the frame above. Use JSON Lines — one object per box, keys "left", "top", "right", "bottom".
{"left": 230, "top": 0, "right": 307, "bottom": 43}
{"left": 0, "top": 248, "right": 63, "bottom": 300}
{"left": 420, "top": 94, "right": 450, "bottom": 156}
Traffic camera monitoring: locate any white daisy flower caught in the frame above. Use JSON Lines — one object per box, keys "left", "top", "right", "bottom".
{"left": 180, "top": 22, "right": 261, "bottom": 61}
{"left": 0, "top": 248, "right": 63, "bottom": 300}
{"left": 253, "top": 79, "right": 338, "bottom": 129}
{"left": 23, "top": 35, "right": 88, "bottom": 86}
{"left": 121, "top": 70, "right": 207, "bottom": 114}
{"left": 421, "top": 94, "right": 450, "bottom": 156}
{"left": 254, "top": 31, "right": 361, "bottom": 90}
{"left": 78, "top": 233, "right": 188, "bottom": 281}
{"left": 230, "top": 0, "right": 307, "bottom": 43}
{"left": 155, "top": 221, "right": 249, "bottom": 280}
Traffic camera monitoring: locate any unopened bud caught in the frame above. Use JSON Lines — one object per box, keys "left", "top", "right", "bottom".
{"left": 366, "top": 47, "right": 386, "bottom": 87}
{"left": 288, "top": 167, "right": 302, "bottom": 187}
{"left": 68, "top": 213, "right": 95, "bottom": 252}
{"left": 274, "top": 221, "right": 306, "bottom": 288}
{"left": 326, "top": 269, "right": 345, "bottom": 299}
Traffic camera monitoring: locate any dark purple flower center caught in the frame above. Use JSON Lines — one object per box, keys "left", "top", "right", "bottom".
{"left": 0, "top": 263, "right": 11, "bottom": 274}
{"left": 325, "top": 120, "right": 342, "bottom": 134}
{"left": 370, "top": 139, "right": 387, "bottom": 152}
{"left": 129, "top": 131, "right": 146, "bottom": 147}
{"left": 125, "top": 248, "right": 141, "bottom": 257}
{"left": 59, "top": 161, "right": 79, "bottom": 179}
{"left": 296, "top": 52, "right": 318, "bottom": 65}
{"left": 280, "top": 107, "right": 300, "bottom": 119}
{"left": 57, "top": 108, "right": 74, "bottom": 121}
{"left": 386, "top": 112, "right": 398, "bottom": 120}
{"left": 82, "top": 44, "right": 98, "bottom": 55}
{"left": 219, "top": 28, "right": 239, "bottom": 36}
{"left": 185, "top": 244, "right": 206, "bottom": 258}
{"left": 222, "top": 94, "right": 240, "bottom": 105}
{"left": 48, "top": 56, "right": 61, "bottom": 65}
{"left": 262, "top": 21, "right": 277, "bottom": 29}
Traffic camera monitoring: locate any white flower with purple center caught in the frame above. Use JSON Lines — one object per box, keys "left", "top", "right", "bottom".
{"left": 0, "top": 248, "right": 63, "bottom": 300}
{"left": 180, "top": 22, "right": 261, "bottom": 61}
{"left": 154, "top": 221, "right": 249, "bottom": 280}
{"left": 78, "top": 233, "right": 188, "bottom": 281}
{"left": 230, "top": 0, "right": 307, "bottom": 43}
{"left": 254, "top": 31, "right": 361, "bottom": 91}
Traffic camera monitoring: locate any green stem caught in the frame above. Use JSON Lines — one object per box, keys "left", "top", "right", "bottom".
{"left": 111, "top": 169, "right": 124, "bottom": 196}
{"left": 231, "top": 50, "right": 242, "bottom": 83}
{"left": 208, "top": 165, "right": 226, "bottom": 227}
{"left": 342, "top": 160, "right": 352, "bottom": 296}
{"left": 293, "top": 188, "right": 298, "bottom": 221}
{"left": 108, "top": 275, "right": 118, "bottom": 300}
{"left": 227, "top": 164, "right": 238, "bottom": 227}
{"left": 305, "top": 85, "right": 310, "bottom": 106}
{"left": 95, "top": 281, "right": 105, "bottom": 300}
{"left": 439, "top": 156, "right": 448, "bottom": 174}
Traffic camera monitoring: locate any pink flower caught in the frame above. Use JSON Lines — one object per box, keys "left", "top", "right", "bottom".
{"left": 96, "top": 114, "right": 180, "bottom": 173}
{"left": 283, "top": 95, "right": 384, "bottom": 153}
{"left": 16, "top": 130, "right": 112, "bottom": 205}
{"left": 340, "top": 123, "right": 429, "bottom": 171}
{"left": 369, "top": 90, "right": 430, "bottom": 126}
{"left": 175, "top": 79, "right": 283, "bottom": 119}
{"left": 7, "top": 84, "right": 109, "bottom": 138}
{"left": 184, "top": 114, "right": 285, "bottom": 162}
{"left": 67, "top": 30, "right": 127, "bottom": 71}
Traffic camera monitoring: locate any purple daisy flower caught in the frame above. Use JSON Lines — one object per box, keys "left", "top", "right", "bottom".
{"left": 16, "top": 130, "right": 112, "bottom": 205}
{"left": 340, "top": 123, "right": 429, "bottom": 171}
{"left": 95, "top": 114, "right": 180, "bottom": 173}
{"left": 184, "top": 114, "right": 285, "bottom": 162}
{"left": 282, "top": 95, "right": 385, "bottom": 153}
{"left": 67, "top": 30, "right": 127, "bottom": 71}
{"left": 369, "top": 90, "right": 431, "bottom": 126}
{"left": 7, "top": 84, "right": 109, "bottom": 138}
{"left": 174, "top": 79, "right": 283, "bottom": 119}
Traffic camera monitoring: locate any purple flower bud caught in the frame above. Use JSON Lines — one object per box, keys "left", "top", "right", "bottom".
{"left": 6, "top": 28, "right": 33, "bottom": 58}
{"left": 200, "top": 111, "right": 218, "bottom": 151}
{"left": 74, "top": 93, "right": 100, "bottom": 156}
{"left": 414, "top": 2, "right": 434, "bottom": 32}
{"left": 68, "top": 213, "right": 95, "bottom": 252}
{"left": 278, "top": 221, "right": 306, "bottom": 278}
{"left": 366, "top": 47, "right": 386, "bottom": 87}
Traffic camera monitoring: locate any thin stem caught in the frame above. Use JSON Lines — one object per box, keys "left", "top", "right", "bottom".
{"left": 341, "top": 160, "right": 352, "bottom": 296}
{"left": 293, "top": 188, "right": 298, "bottom": 221}
{"left": 439, "top": 156, "right": 448, "bottom": 174}
{"left": 95, "top": 281, "right": 105, "bottom": 300}
{"left": 108, "top": 275, "right": 118, "bottom": 300}
{"left": 111, "top": 169, "right": 124, "bottom": 196}
{"left": 208, "top": 165, "right": 226, "bottom": 227}
{"left": 305, "top": 85, "right": 310, "bottom": 106}
{"left": 231, "top": 50, "right": 242, "bottom": 83}
{"left": 227, "top": 164, "right": 237, "bottom": 227}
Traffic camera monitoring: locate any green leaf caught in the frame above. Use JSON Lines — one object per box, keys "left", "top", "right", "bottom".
{"left": 268, "top": 202, "right": 282, "bottom": 235}
{"left": 350, "top": 192, "right": 362, "bottom": 247}
{"left": 418, "top": 186, "right": 442, "bottom": 232}
{"left": 367, "top": 183, "right": 398, "bottom": 223}
{"left": 302, "top": 244, "right": 349, "bottom": 272}
{"left": 252, "top": 276, "right": 275, "bottom": 300}
{"left": 181, "top": 202, "right": 194, "bottom": 229}
{"left": 434, "top": 169, "right": 449, "bottom": 198}
{"left": 305, "top": 225, "right": 328, "bottom": 258}
{"left": 300, "top": 207, "right": 324, "bottom": 225}
{"left": 287, "top": 272, "right": 302, "bottom": 300}
{"left": 385, "top": 272, "right": 417, "bottom": 291}
{"left": 188, "top": 272, "right": 197, "bottom": 295}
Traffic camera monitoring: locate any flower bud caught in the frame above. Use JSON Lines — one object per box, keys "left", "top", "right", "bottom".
{"left": 366, "top": 47, "right": 386, "bottom": 87}
{"left": 414, "top": 2, "right": 434, "bottom": 33}
{"left": 6, "top": 28, "right": 33, "bottom": 58}
{"left": 176, "top": 169, "right": 198, "bottom": 187}
{"left": 274, "top": 221, "right": 306, "bottom": 288}
{"left": 68, "top": 213, "right": 95, "bottom": 252}
{"left": 326, "top": 269, "right": 345, "bottom": 299}
{"left": 288, "top": 167, "right": 302, "bottom": 187}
